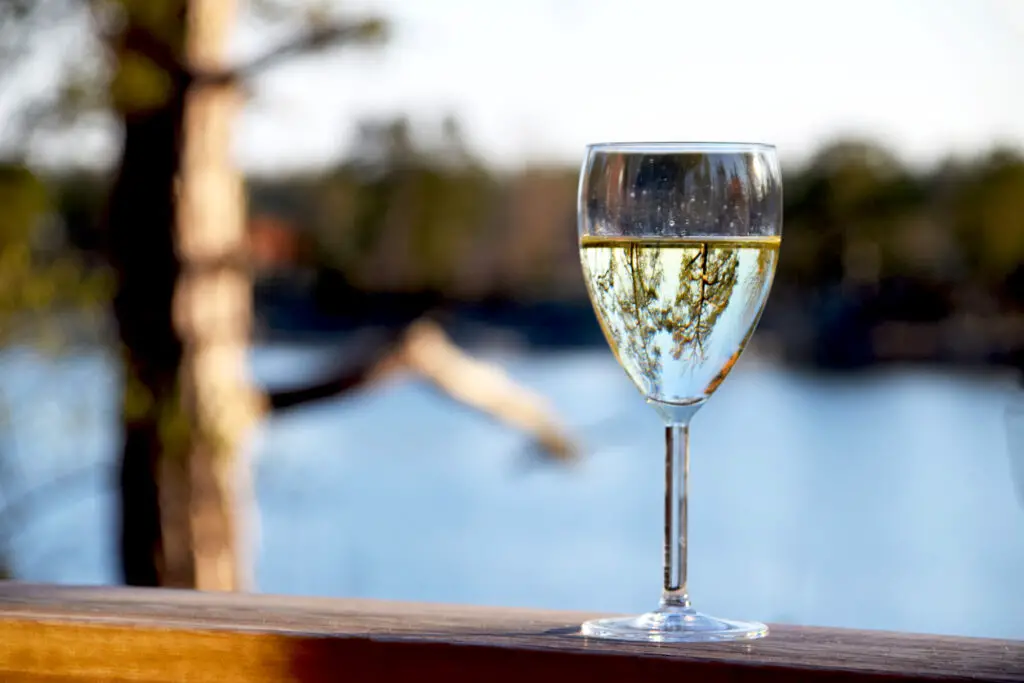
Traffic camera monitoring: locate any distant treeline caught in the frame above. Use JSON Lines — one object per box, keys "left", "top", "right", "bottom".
{"left": 5, "top": 122, "right": 1024, "bottom": 366}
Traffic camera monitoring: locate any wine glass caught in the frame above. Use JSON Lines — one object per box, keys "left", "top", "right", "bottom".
{"left": 577, "top": 142, "right": 782, "bottom": 642}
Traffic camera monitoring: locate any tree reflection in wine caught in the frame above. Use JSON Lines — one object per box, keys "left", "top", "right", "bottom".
{"left": 580, "top": 237, "right": 774, "bottom": 406}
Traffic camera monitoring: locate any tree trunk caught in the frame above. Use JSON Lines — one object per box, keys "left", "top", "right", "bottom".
{"left": 111, "top": 0, "right": 257, "bottom": 590}
{"left": 110, "top": 94, "right": 188, "bottom": 587}
{"left": 174, "top": 0, "right": 260, "bottom": 591}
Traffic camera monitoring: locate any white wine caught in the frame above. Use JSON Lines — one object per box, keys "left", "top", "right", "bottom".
{"left": 580, "top": 235, "right": 779, "bottom": 407}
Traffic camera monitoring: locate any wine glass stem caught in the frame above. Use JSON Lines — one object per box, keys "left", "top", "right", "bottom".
{"left": 662, "top": 423, "right": 691, "bottom": 609}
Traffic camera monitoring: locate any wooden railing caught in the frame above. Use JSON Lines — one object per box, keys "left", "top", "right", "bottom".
{"left": 0, "top": 583, "right": 1020, "bottom": 682}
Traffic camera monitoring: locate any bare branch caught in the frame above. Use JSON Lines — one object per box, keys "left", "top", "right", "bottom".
{"left": 114, "top": 15, "right": 385, "bottom": 90}
{"left": 399, "top": 320, "right": 577, "bottom": 462}
{"left": 263, "top": 319, "right": 578, "bottom": 462}
{"left": 121, "top": 22, "right": 187, "bottom": 80}
{"left": 266, "top": 327, "right": 405, "bottom": 412}
{"left": 198, "top": 17, "right": 386, "bottom": 86}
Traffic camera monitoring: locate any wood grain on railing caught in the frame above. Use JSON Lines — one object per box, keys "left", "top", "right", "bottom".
{"left": 0, "top": 583, "right": 1020, "bottom": 682}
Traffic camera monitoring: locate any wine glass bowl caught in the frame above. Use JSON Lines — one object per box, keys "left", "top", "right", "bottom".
{"left": 577, "top": 142, "right": 782, "bottom": 642}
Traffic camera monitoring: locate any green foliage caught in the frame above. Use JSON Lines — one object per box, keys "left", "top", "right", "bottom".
{"left": 584, "top": 241, "right": 746, "bottom": 394}
{"left": 102, "top": 0, "right": 187, "bottom": 114}
{"left": 672, "top": 246, "right": 739, "bottom": 360}
{"left": 591, "top": 242, "right": 666, "bottom": 382}
{"left": 779, "top": 141, "right": 1024, "bottom": 299}
{"left": 302, "top": 118, "right": 499, "bottom": 294}
{"left": 244, "top": 134, "right": 1024, "bottom": 315}
{"left": 0, "top": 164, "right": 112, "bottom": 347}
{"left": 950, "top": 150, "right": 1024, "bottom": 282}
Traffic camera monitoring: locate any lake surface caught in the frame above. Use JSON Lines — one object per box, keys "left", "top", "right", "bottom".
{"left": 1, "top": 344, "right": 1023, "bottom": 639}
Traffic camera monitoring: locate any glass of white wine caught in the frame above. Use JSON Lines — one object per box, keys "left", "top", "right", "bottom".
{"left": 578, "top": 142, "right": 782, "bottom": 642}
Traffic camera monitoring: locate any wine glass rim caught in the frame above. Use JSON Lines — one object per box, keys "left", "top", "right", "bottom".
{"left": 586, "top": 141, "right": 776, "bottom": 154}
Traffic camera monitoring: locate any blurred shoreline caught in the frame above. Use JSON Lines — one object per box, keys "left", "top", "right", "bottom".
{"left": 253, "top": 284, "right": 1024, "bottom": 375}
{"left": 18, "top": 138, "right": 1023, "bottom": 377}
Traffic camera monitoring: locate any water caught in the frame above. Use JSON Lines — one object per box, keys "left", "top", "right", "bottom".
{"left": 0, "top": 344, "right": 1023, "bottom": 640}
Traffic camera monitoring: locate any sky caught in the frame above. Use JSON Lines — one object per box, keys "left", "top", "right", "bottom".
{"left": 224, "top": 0, "right": 1024, "bottom": 173}
{"left": 6, "top": 0, "right": 1024, "bottom": 172}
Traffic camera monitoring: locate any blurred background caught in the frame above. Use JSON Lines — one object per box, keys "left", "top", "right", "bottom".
{"left": 1, "top": 0, "right": 1023, "bottom": 640}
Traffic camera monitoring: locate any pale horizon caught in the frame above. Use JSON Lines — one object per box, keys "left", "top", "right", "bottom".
{"left": 11, "top": 0, "right": 1024, "bottom": 173}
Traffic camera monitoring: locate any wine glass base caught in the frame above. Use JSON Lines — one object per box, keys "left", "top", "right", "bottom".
{"left": 581, "top": 607, "right": 767, "bottom": 643}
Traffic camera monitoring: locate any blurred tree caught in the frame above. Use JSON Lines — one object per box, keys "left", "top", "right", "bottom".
{"left": 0, "top": 0, "right": 111, "bottom": 342}
{"left": 1, "top": 0, "right": 574, "bottom": 591}
{"left": 103, "top": 0, "right": 386, "bottom": 589}
{"left": 1, "top": 0, "right": 386, "bottom": 589}
{"left": 951, "top": 149, "right": 1024, "bottom": 294}
{"left": 0, "top": 164, "right": 109, "bottom": 346}
{"left": 311, "top": 117, "right": 497, "bottom": 297}
{"left": 783, "top": 141, "right": 907, "bottom": 288}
